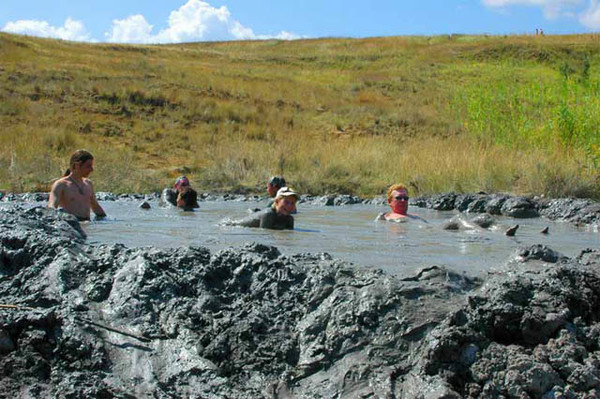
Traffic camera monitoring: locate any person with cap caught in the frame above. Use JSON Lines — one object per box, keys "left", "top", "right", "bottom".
{"left": 375, "top": 183, "right": 426, "bottom": 222}
{"left": 233, "top": 186, "right": 298, "bottom": 230}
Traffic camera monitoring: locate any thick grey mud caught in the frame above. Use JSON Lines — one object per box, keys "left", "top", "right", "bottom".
{"left": 413, "top": 193, "right": 600, "bottom": 225}
{"left": 4, "top": 190, "right": 600, "bottom": 225}
{"left": 1, "top": 206, "right": 599, "bottom": 398}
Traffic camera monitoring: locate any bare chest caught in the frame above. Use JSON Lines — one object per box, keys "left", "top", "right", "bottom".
{"left": 64, "top": 181, "right": 92, "bottom": 202}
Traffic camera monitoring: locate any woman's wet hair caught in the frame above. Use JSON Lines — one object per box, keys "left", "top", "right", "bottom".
{"left": 64, "top": 149, "right": 94, "bottom": 176}
{"left": 177, "top": 187, "right": 199, "bottom": 209}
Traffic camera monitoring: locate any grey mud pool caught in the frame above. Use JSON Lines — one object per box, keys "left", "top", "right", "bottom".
{"left": 84, "top": 199, "right": 599, "bottom": 277}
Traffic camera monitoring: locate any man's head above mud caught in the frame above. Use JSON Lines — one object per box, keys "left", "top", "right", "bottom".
{"left": 267, "top": 176, "right": 286, "bottom": 197}
{"left": 64, "top": 149, "right": 94, "bottom": 177}
{"left": 387, "top": 183, "right": 409, "bottom": 216}
{"left": 274, "top": 186, "right": 298, "bottom": 216}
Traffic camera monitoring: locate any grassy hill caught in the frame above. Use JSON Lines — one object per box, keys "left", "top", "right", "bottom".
{"left": 0, "top": 32, "right": 598, "bottom": 198}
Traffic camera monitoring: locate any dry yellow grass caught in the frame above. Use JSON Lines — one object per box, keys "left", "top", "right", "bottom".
{"left": 0, "top": 32, "right": 598, "bottom": 198}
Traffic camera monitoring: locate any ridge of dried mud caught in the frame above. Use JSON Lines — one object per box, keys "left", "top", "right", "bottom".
{"left": 0, "top": 206, "right": 598, "bottom": 398}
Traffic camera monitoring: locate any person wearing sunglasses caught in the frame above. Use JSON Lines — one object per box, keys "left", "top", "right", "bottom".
{"left": 375, "top": 183, "right": 424, "bottom": 222}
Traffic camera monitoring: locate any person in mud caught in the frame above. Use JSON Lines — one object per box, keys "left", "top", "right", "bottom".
{"left": 176, "top": 186, "right": 199, "bottom": 211}
{"left": 267, "top": 176, "right": 286, "bottom": 198}
{"left": 48, "top": 149, "right": 106, "bottom": 221}
{"left": 161, "top": 175, "right": 198, "bottom": 209}
{"left": 375, "top": 183, "right": 425, "bottom": 222}
{"left": 247, "top": 175, "right": 287, "bottom": 212}
{"left": 234, "top": 186, "right": 298, "bottom": 230}
{"left": 265, "top": 175, "right": 286, "bottom": 208}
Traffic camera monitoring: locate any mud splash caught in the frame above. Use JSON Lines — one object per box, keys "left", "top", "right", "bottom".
{"left": 1, "top": 206, "right": 599, "bottom": 398}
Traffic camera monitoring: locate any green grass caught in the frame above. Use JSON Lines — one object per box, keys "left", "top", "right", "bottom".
{"left": 0, "top": 32, "right": 598, "bottom": 198}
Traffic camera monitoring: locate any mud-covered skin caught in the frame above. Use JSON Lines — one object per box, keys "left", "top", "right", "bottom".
{"left": 1, "top": 206, "right": 599, "bottom": 398}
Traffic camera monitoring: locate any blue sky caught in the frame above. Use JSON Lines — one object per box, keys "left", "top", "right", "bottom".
{"left": 2, "top": 0, "right": 600, "bottom": 43}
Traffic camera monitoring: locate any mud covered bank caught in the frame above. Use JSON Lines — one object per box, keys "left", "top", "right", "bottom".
{"left": 1, "top": 206, "right": 599, "bottom": 398}
{"left": 412, "top": 193, "right": 600, "bottom": 226}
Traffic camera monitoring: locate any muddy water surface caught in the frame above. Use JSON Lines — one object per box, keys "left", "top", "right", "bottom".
{"left": 83, "top": 200, "right": 599, "bottom": 277}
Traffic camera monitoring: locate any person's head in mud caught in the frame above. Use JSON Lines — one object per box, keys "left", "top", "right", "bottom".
{"left": 387, "top": 183, "right": 409, "bottom": 217}
{"left": 267, "top": 176, "right": 286, "bottom": 198}
{"left": 174, "top": 175, "right": 190, "bottom": 192}
{"left": 230, "top": 186, "right": 298, "bottom": 230}
{"left": 375, "top": 183, "right": 426, "bottom": 223}
{"left": 176, "top": 187, "right": 199, "bottom": 210}
{"left": 273, "top": 186, "right": 298, "bottom": 216}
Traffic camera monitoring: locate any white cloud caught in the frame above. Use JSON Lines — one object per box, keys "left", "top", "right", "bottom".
{"left": 2, "top": 0, "right": 301, "bottom": 44}
{"left": 260, "top": 31, "right": 301, "bottom": 40}
{"left": 106, "top": 0, "right": 301, "bottom": 43}
{"left": 580, "top": 0, "right": 600, "bottom": 29}
{"left": 482, "top": 0, "right": 583, "bottom": 18}
{"left": 154, "top": 0, "right": 237, "bottom": 42}
{"left": 1, "top": 17, "right": 92, "bottom": 42}
{"left": 228, "top": 21, "right": 256, "bottom": 41}
{"left": 105, "top": 14, "right": 154, "bottom": 43}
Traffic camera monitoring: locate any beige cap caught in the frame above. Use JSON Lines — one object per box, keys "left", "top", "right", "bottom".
{"left": 275, "top": 186, "right": 299, "bottom": 199}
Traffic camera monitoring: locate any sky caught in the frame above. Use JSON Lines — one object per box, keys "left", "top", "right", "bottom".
{"left": 1, "top": 0, "right": 600, "bottom": 44}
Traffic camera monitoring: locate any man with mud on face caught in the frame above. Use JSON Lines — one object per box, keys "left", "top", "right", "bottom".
{"left": 48, "top": 149, "right": 106, "bottom": 221}
{"left": 233, "top": 187, "right": 298, "bottom": 230}
{"left": 375, "top": 183, "right": 426, "bottom": 222}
